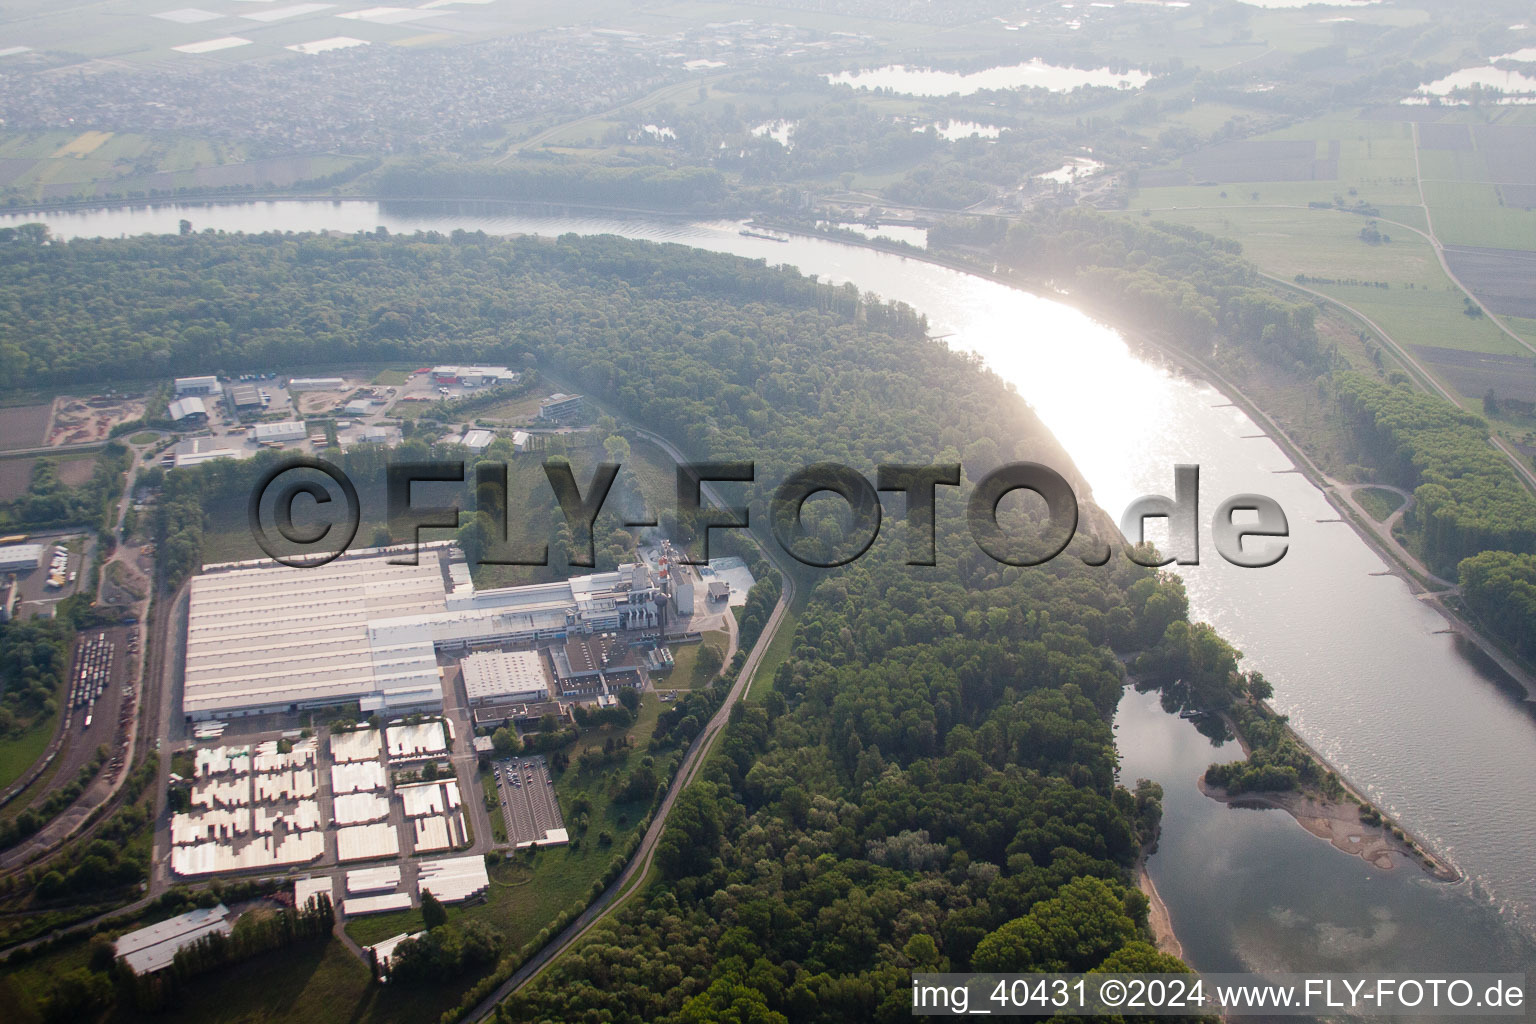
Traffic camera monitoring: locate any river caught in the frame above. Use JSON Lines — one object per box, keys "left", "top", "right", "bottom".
{"left": 8, "top": 199, "right": 1534, "bottom": 989}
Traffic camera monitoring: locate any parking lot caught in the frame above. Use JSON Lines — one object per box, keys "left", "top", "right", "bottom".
{"left": 491, "top": 754, "right": 566, "bottom": 848}
{"left": 6, "top": 534, "right": 87, "bottom": 617}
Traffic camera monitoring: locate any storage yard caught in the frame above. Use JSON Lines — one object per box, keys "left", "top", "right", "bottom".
{"left": 294, "top": 853, "right": 489, "bottom": 923}
{"left": 167, "top": 719, "right": 470, "bottom": 879}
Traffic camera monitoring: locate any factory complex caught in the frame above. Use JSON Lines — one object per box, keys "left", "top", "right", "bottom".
{"left": 182, "top": 543, "right": 676, "bottom": 721}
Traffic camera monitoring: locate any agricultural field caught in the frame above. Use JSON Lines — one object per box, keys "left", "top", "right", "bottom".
{"left": 0, "top": 127, "right": 362, "bottom": 204}
{"left": 0, "top": 452, "right": 91, "bottom": 508}
{"left": 1128, "top": 104, "right": 1536, "bottom": 414}
{"left": 0, "top": 403, "right": 51, "bottom": 451}
{"left": 0, "top": 459, "right": 34, "bottom": 503}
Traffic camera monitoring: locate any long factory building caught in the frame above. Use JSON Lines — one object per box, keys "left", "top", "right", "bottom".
{"left": 182, "top": 543, "right": 664, "bottom": 720}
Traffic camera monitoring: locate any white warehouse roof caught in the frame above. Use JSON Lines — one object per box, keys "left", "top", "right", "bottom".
{"left": 182, "top": 546, "right": 662, "bottom": 720}
{"left": 0, "top": 544, "right": 45, "bottom": 570}
{"left": 174, "top": 375, "right": 219, "bottom": 394}
{"left": 461, "top": 649, "right": 549, "bottom": 703}
{"left": 115, "top": 905, "right": 233, "bottom": 975}
{"left": 167, "top": 396, "right": 207, "bottom": 421}
{"left": 252, "top": 420, "right": 306, "bottom": 442}
{"left": 460, "top": 429, "right": 495, "bottom": 452}
{"left": 182, "top": 547, "right": 451, "bottom": 719}
{"left": 416, "top": 854, "right": 489, "bottom": 903}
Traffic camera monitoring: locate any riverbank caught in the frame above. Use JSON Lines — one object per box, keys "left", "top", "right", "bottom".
{"left": 1205, "top": 705, "right": 1461, "bottom": 883}
{"left": 1137, "top": 866, "right": 1184, "bottom": 960}
{"left": 756, "top": 218, "right": 1536, "bottom": 706}
{"left": 1198, "top": 777, "right": 1459, "bottom": 881}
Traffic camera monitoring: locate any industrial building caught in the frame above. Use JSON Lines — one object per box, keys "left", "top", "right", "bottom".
{"left": 169, "top": 437, "right": 249, "bottom": 469}
{"left": 0, "top": 543, "right": 45, "bottom": 572}
{"left": 115, "top": 905, "right": 233, "bottom": 974}
{"left": 0, "top": 580, "right": 18, "bottom": 623}
{"left": 183, "top": 545, "right": 665, "bottom": 720}
{"left": 551, "top": 634, "right": 642, "bottom": 697}
{"left": 251, "top": 420, "right": 306, "bottom": 444}
{"left": 174, "top": 375, "right": 220, "bottom": 397}
{"left": 458, "top": 429, "right": 495, "bottom": 454}
{"left": 167, "top": 396, "right": 208, "bottom": 424}
{"left": 472, "top": 699, "right": 569, "bottom": 729}
{"left": 431, "top": 365, "right": 514, "bottom": 385}
{"left": 294, "top": 875, "right": 334, "bottom": 910}
{"left": 288, "top": 377, "right": 345, "bottom": 391}
{"left": 417, "top": 854, "right": 490, "bottom": 902}
{"left": 182, "top": 549, "right": 451, "bottom": 720}
{"left": 461, "top": 650, "right": 550, "bottom": 705}
{"left": 344, "top": 399, "right": 372, "bottom": 416}
{"left": 228, "top": 383, "right": 263, "bottom": 410}
{"left": 537, "top": 393, "right": 584, "bottom": 420}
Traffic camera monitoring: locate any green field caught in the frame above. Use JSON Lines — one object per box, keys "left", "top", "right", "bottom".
{"left": 1355, "top": 487, "right": 1408, "bottom": 522}
{"left": 744, "top": 592, "right": 802, "bottom": 704}
{"left": 660, "top": 627, "right": 729, "bottom": 690}
{"left": 1133, "top": 200, "right": 1526, "bottom": 366}
{"left": 1422, "top": 179, "right": 1536, "bottom": 250}
{"left": 0, "top": 711, "right": 56, "bottom": 793}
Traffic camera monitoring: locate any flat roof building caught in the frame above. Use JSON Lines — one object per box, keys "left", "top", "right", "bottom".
{"left": 472, "top": 699, "right": 569, "bottom": 729}
{"left": 294, "top": 876, "right": 335, "bottom": 910}
{"left": 417, "top": 854, "right": 489, "bottom": 903}
{"left": 537, "top": 393, "right": 584, "bottom": 420}
{"left": 252, "top": 420, "right": 306, "bottom": 444}
{"left": 288, "top": 377, "right": 345, "bottom": 391}
{"left": 174, "top": 375, "right": 219, "bottom": 396}
{"left": 461, "top": 650, "right": 550, "bottom": 705}
{"left": 551, "top": 633, "right": 642, "bottom": 696}
{"left": 183, "top": 546, "right": 662, "bottom": 720}
{"left": 0, "top": 543, "right": 46, "bottom": 572}
{"left": 172, "top": 437, "right": 249, "bottom": 469}
{"left": 182, "top": 546, "right": 451, "bottom": 720}
{"left": 432, "top": 366, "right": 513, "bottom": 385}
{"left": 115, "top": 905, "right": 233, "bottom": 975}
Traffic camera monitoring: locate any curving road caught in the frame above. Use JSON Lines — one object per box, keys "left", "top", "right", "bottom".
{"left": 464, "top": 427, "right": 797, "bottom": 1022}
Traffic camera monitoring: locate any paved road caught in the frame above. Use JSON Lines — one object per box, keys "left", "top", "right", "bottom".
{"left": 464, "top": 428, "right": 796, "bottom": 1021}
{"left": 0, "top": 439, "right": 109, "bottom": 459}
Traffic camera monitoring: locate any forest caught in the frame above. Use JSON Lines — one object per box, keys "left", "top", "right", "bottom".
{"left": 1457, "top": 549, "right": 1536, "bottom": 659}
{"left": 933, "top": 209, "right": 1325, "bottom": 372}
{"left": 0, "top": 617, "right": 70, "bottom": 733}
{"left": 1335, "top": 372, "right": 1536, "bottom": 573}
{"left": 2, "top": 230, "right": 1235, "bottom": 1023}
